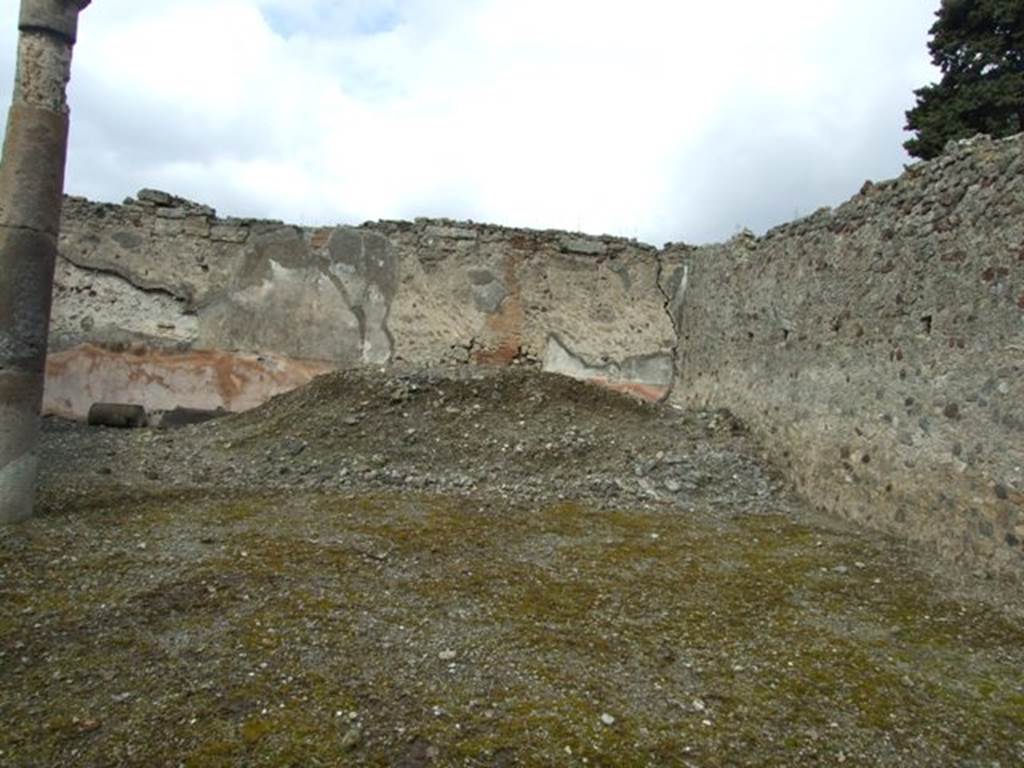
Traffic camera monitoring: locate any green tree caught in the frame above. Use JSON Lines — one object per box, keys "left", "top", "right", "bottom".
{"left": 904, "top": 0, "right": 1024, "bottom": 160}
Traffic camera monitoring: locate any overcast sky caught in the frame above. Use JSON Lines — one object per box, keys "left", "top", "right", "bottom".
{"left": 0, "top": 0, "right": 940, "bottom": 245}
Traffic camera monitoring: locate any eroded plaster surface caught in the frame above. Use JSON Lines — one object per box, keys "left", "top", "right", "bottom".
{"left": 43, "top": 133, "right": 1024, "bottom": 577}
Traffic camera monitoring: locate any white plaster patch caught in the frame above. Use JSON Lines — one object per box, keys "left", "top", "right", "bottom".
{"left": 51, "top": 258, "right": 199, "bottom": 345}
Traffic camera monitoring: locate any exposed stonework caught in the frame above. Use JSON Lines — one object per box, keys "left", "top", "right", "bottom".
{"left": 52, "top": 193, "right": 675, "bottom": 415}
{"left": 58, "top": 192, "right": 246, "bottom": 307}
{"left": 51, "top": 256, "right": 198, "bottom": 349}
{"left": 662, "top": 133, "right": 1024, "bottom": 578}
{"left": 43, "top": 132, "right": 1024, "bottom": 578}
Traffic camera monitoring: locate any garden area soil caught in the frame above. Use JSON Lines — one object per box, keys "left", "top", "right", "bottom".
{"left": 2, "top": 367, "right": 1022, "bottom": 766}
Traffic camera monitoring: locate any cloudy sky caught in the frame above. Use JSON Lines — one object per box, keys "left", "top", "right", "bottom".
{"left": 0, "top": 0, "right": 940, "bottom": 245}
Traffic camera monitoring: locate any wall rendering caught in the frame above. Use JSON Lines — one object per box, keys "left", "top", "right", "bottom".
{"left": 45, "top": 133, "right": 1024, "bottom": 577}
{"left": 49, "top": 190, "right": 676, "bottom": 418}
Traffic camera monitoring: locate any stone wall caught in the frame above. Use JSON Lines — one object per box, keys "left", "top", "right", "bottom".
{"left": 44, "top": 133, "right": 1024, "bottom": 577}
{"left": 47, "top": 189, "right": 676, "bottom": 420}
{"left": 661, "top": 134, "right": 1024, "bottom": 577}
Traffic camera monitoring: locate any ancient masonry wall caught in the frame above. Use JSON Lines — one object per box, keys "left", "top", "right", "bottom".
{"left": 49, "top": 191, "right": 675, "bottom": 417}
{"left": 662, "top": 134, "right": 1024, "bottom": 577}
{"left": 46, "top": 134, "right": 1023, "bottom": 577}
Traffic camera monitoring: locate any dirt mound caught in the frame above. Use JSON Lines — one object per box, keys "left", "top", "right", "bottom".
{"left": 37, "top": 364, "right": 775, "bottom": 526}
{"left": 256, "top": 365, "right": 658, "bottom": 420}
{"left": 227, "top": 365, "right": 662, "bottom": 457}
{"left": 16, "top": 365, "right": 1023, "bottom": 766}
{"left": 188, "top": 366, "right": 769, "bottom": 510}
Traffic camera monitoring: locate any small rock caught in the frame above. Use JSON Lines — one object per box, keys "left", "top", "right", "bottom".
{"left": 341, "top": 726, "right": 361, "bottom": 751}
{"left": 600, "top": 713, "right": 616, "bottom": 727}
{"left": 75, "top": 719, "right": 102, "bottom": 733}
{"left": 439, "top": 650, "right": 457, "bottom": 662}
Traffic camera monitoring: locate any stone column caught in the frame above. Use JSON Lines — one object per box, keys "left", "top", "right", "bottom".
{"left": 0, "top": 0, "right": 90, "bottom": 523}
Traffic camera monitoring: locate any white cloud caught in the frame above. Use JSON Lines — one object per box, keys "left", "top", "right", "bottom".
{"left": 0, "top": 0, "right": 939, "bottom": 244}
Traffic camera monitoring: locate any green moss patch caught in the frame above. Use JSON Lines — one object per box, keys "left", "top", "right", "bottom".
{"left": 1, "top": 490, "right": 1021, "bottom": 766}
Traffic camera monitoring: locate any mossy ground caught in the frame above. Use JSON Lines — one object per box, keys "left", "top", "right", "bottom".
{"left": 11, "top": 369, "right": 1023, "bottom": 765}
{"left": 2, "top": 488, "right": 1022, "bottom": 767}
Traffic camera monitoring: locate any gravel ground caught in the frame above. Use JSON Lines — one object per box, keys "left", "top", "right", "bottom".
{"left": 2, "top": 366, "right": 1022, "bottom": 766}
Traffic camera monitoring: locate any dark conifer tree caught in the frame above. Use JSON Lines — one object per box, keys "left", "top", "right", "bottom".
{"left": 904, "top": 0, "right": 1024, "bottom": 159}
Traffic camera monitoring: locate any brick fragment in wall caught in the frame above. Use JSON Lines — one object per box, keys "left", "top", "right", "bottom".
{"left": 560, "top": 237, "right": 607, "bottom": 256}
{"left": 136, "top": 188, "right": 172, "bottom": 206}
